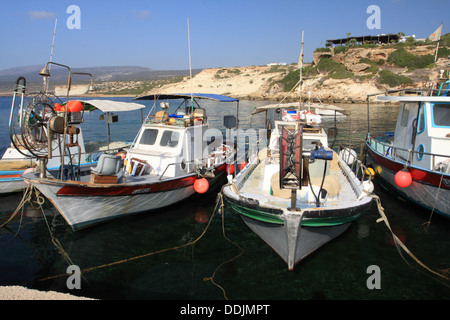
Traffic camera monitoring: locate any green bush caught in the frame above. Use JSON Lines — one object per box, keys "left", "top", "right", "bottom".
{"left": 437, "top": 46, "right": 450, "bottom": 58}
{"left": 278, "top": 70, "right": 301, "bottom": 91}
{"left": 378, "top": 70, "right": 413, "bottom": 87}
{"left": 334, "top": 46, "right": 347, "bottom": 54}
{"left": 315, "top": 47, "right": 331, "bottom": 52}
{"left": 387, "top": 47, "right": 434, "bottom": 69}
{"left": 359, "top": 58, "right": 379, "bottom": 73}
{"left": 316, "top": 58, "right": 353, "bottom": 79}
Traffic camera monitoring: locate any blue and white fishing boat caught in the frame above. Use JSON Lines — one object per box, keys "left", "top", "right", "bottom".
{"left": 365, "top": 71, "right": 450, "bottom": 218}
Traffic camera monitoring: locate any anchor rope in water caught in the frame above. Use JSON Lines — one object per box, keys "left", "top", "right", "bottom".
{"left": 35, "top": 184, "right": 244, "bottom": 299}
{"left": 371, "top": 194, "right": 450, "bottom": 285}
{"left": 0, "top": 183, "right": 34, "bottom": 229}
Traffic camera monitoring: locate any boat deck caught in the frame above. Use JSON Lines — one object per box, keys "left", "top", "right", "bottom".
{"left": 238, "top": 154, "right": 361, "bottom": 211}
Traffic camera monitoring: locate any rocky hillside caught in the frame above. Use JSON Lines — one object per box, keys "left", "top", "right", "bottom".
{"left": 137, "top": 37, "right": 450, "bottom": 103}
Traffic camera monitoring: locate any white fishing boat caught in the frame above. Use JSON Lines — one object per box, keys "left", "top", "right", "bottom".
{"left": 223, "top": 102, "right": 374, "bottom": 270}
{"left": 16, "top": 64, "right": 239, "bottom": 230}
{"left": 365, "top": 71, "right": 450, "bottom": 218}
{"left": 223, "top": 31, "right": 374, "bottom": 270}
{"left": 1, "top": 77, "right": 144, "bottom": 194}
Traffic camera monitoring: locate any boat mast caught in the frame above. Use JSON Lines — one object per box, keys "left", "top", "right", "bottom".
{"left": 44, "top": 18, "right": 58, "bottom": 92}
{"left": 187, "top": 17, "right": 194, "bottom": 110}
{"left": 298, "top": 30, "right": 304, "bottom": 109}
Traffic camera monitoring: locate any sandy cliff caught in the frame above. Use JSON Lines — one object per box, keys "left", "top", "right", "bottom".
{"left": 137, "top": 45, "right": 448, "bottom": 103}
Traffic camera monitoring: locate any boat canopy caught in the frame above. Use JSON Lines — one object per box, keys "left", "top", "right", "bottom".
{"left": 134, "top": 93, "right": 239, "bottom": 102}
{"left": 251, "top": 102, "right": 350, "bottom": 116}
{"left": 377, "top": 96, "right": 450, "bottom": 103}
{"left": 80, "top": 99, "right": 146, "bottom": 112}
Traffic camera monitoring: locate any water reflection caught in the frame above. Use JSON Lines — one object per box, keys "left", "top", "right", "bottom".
{"left": 0, "top": 97, "right": 449, "bottom": 300}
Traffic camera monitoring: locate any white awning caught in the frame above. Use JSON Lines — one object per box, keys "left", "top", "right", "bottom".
{"left": 80, "top": 99, "right": 146, "bottom": 112}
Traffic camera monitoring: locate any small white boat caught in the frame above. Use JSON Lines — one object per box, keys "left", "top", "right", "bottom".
{"left": 223, "top": 103, "right": 374, "bottom": 270}
{"left": 365, "top": 74, "right": 450, "bottom": 218}
{"left": 16, "top": 65, "right": 239, "bottom": 230}
{"left": 1, "top": 77, "right": 145, "bottom": 194}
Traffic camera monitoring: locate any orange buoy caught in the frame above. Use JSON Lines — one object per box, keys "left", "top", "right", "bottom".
{"left": 394, "top": 168, "right": 412, "bottom": 188}
{"left": 67, "top": 100, "right": 84, "bottom": 112}
{"left": 227, "top": 164, "right": 235, "bottom": 174}
{"left": 194, "top": 177, "right": 209, "bottom": 194}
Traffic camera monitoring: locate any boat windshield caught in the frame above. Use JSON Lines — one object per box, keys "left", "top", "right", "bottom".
{"left": 160, "top": 130, "right": 180, "bottom": 148}
{"left": 432, "top": 103, "right": 450, "bottom": 127}
{"left": 139, "top": 128, "right": 158, "bottom": 145}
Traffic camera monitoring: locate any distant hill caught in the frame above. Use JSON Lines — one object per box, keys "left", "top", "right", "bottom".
{"left": 0, "top": 65, "right": 202, "bottom": 95}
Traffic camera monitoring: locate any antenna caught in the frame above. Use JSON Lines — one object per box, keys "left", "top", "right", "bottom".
{"left": 44, "top": 18, "right": 58, "bottom": 92}
{"left": 187, "top": 17, "right": 194, "bottom": 107}
{"left": 299, "top": 30, "right": 304, "bottom": 96}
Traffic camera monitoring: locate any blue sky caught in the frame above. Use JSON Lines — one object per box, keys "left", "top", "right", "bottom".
{"left": 0, "top": 0, "right": 447, "bottom": 71}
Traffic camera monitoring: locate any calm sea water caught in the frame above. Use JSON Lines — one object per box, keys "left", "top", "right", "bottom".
{"left": 0, "top": 95, "right": 449, "bottom": 303}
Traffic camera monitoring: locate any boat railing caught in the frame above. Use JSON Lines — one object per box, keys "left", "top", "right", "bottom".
{"left": 366, "top": 134, "right": 450, "bottom": 172}
{"left": 338, "top": 144, "right": 373, "bottom": 186}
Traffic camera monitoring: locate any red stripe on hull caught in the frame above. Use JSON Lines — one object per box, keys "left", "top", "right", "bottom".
{"left": 367, "top": 143, "right": 450, "bottom": 190}
{"left": 56, "top": 164, "right": 228, "bottom": 196}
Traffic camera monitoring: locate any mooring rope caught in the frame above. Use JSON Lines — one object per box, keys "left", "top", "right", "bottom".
{"left": 371, "top": 194, "right": 450, "bottom": 284}
{"left": 0, "top": 183, "right": 34, "bottom": 229}
{"left": 36, "top": 184, "right": 244, "bottom": 299}
{"left": 422, "top": 171, "right": 445, "bottom": 232}
{"left": 202, "top": 191, "right": 244, "bottom": 300}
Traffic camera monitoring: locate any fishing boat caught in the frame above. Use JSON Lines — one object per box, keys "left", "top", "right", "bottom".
{"left": 364, "top": 71, "right": 450, "bottom": 218}
{"left": 16, "top": 63, "right": 239, "bottom": 230}
{"left": 1, "top": 77, "right": 144, "bottom": 194}
{"left": 223, "top": 102, "right": 374, "bottom": 270}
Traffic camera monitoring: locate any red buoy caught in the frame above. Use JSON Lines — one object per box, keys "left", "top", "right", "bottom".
{"left": 238, "top": 161, "right": 247, "bottom": 170}
{"left": 227, "top": 164, "right": 235, "bottom": 174}
{"left": 394, "top": 169, "right": 412, "bottom": 188}
{"left": 54, "top": 103, "right": 62, "bottom": 111}
{"left": 409, "top": 168, "right": 427, "bottom": 181}
{"left": 194, "top": 178, "right": 209, "bottom": 194}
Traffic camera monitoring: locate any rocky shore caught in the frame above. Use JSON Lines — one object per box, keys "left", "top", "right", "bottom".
{"left": 0, "top": 286, "right": 95, "bottom": 300}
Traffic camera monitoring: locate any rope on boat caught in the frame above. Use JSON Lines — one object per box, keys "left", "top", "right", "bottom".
{"left": 0, "top": 183, "right": 34, "bottom": 228}
{"left": 423, "top": 171, "right": 445, "bottom": 231}
{"left": 371, "top": 194, "right": 450, "bottom": 283}
{"left": 35, "top": 184, "right": 244, "bottom": 299}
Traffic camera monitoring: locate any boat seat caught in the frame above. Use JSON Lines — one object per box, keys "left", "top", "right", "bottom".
{"left": 193, "top": 108, "right": 207, "bottom": 123}
{"left": 91, "top": 154, "right": 123, "bottom": 176}
{"left": 154, "top": 111, "right": 168, "bottom": 122}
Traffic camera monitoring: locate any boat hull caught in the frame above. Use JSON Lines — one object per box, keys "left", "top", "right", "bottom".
{"left": 224, "top": 187, "right": 372, "bottom": 270}
{"left": 365, "top": 140, "right": 450, "bottom": 218}
{"left": 25, "top": 165, "right": 227, "bottom": 230}
{"left": 241, "top": 214, "right": 352, "bottom": 269}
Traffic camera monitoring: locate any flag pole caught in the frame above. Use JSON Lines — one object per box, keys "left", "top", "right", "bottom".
{"left": 433, "top": 23, "right": 443, "bottom": 63}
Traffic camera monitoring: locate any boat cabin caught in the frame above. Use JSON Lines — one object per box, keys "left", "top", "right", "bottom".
{"left": 379, "top": 97, "right": 450, "bottom": 171}
{"left": 128, "top": 93, "right": 239, "bottom": 179}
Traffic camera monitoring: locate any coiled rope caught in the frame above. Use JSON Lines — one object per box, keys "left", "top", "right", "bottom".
{"left": 371, "top": 194, "right": 450, "bottom": 284}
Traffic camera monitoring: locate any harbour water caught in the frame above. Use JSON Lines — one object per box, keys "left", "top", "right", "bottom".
{"left": 0, "top": 96, "right": 449, "bottom": 301}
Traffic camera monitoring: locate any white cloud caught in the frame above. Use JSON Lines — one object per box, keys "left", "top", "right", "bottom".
{"left": 131, "top": 9, "right": 150, "bottom": 19}
{"left": 27, "top": 10, "right": 57, "bottom": 20}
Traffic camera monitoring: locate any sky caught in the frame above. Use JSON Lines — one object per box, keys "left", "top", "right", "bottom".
{"left": 0, "top": 0, "right": 448, "bottom": 71}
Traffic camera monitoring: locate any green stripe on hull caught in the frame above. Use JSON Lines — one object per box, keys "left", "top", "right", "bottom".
{"left": 229, "top": 202, "right": 361, "bottom": 227}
